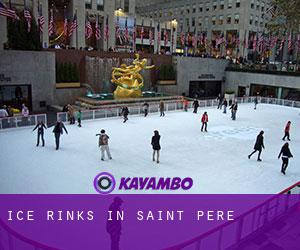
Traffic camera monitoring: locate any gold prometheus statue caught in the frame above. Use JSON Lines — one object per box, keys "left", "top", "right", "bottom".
{"left": 111, "top": 54, "right": 155, "bottom": 99}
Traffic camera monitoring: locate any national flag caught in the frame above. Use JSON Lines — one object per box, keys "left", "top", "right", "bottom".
{"left": 253, "top": 34, "right": 257, "bottom": 51}
{"left": 163, "top": 24, "right": 168, "bottom": 47}
{"left": 157, "top": 22, "right": 161, "bottom": 44}
{"left": 24, "top": 9, "right": 32, "bottom": 33}
{"left": 270, "top": 35, "right": 278, "bottom": 48}
{"left": 95, "top": 18, "right": 101, "bottom": 40}
{"left": 37, "top": 5, "right": 45, "bottom": 33}
{"left": 279, "top": 37, "right": 285, "bottom": 51}
{"left": 104, "top": 15, "right": 109, "bottom": 41}
{"left": 258, "top": 34, "right": 264, "bottom": 51}
{"left": 124, "top": 17, "right": 129, "bottom": 42}
{"left": 149, "top": 20, "right": 153, "bottom": 46}
{"left": 216, "top": 33, "right": 225, "bottom": 46}
{"left": 69, "top": 12, "right": 78, "bottom": 37}
{"left": 0, "top": 1, "right": 19, "bottom": 19}
{"left": 180, "top": 30, "right": 185, "bottom": 46}
{"left": 85, "top": 15, "right": 93, "bottom": 39}
{"left": 48, "top": 8, "right": 54, "bottom": 36}
{"left": 140, "top": 19, "right": 144, "bottom": 44}
{"left": 192, "top": 28, "right": 197, "bottom": 48}
{"left": 115, "top": 15, "right": 122, "bottom": 44}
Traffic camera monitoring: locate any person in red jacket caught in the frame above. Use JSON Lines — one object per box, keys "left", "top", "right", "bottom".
{"left": 282, "top": 121, "right": 291, "bottom": 141}
{"left": 201, "top": 112, "right": 208, "bottom": 132}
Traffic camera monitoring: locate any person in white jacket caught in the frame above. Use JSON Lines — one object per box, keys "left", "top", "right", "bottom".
{"left": 96, "top": 129, "right": 112, "bottom": 161}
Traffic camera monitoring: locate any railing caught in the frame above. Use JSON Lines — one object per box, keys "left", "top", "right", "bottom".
{"left": 0, "top": 114, "right": 47, "bottom": 130}
{"left": 166, "top": 182, "right": 300, "bottom": 250}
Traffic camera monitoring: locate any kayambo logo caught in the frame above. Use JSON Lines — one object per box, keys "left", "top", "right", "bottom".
{"left": 93, "top": 172, "right": 193, "bottom": 195}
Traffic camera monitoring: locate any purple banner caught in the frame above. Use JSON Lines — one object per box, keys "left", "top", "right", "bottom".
{"left": 0, "top": 194, "right": 299, "bottom": 250}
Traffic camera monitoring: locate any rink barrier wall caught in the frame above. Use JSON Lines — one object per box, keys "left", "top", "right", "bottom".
{"left": 0, "top": 114, "right": 47, "bottom": 130}
{"left": 165, "top": 182, "right": 300, "bottom": 250}
{"left": 56, "top": 96, "right": 300, "bottom": 123}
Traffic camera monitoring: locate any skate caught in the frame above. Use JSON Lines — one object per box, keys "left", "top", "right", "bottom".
{"left": 101, "top": 158, "right": 104, "bottom": 161}
{"left": 257, "top": 158, "right": 262, "bottom": 162}
{"left": 109, "top": 157, "right": 112, "bottom": 160}
{"left": 157, "top": 161, "right": 159, "bottom": 164}
{"left": 248, "top": 155, "right": 251, "bottom": 159}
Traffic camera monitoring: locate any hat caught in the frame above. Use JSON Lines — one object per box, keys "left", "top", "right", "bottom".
{"left": 101, "top": 129, "right": 105, "bottom": 133}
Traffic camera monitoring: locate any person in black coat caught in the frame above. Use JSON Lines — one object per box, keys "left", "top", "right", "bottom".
{"left": 33, "top": 121, "right": 47, "bottom": 147}
{"left": 192, "top": 99, "right": 199, "bottom": 113}
{"left": 248, "top": 130, "right": 265, "bottom": 161}
{"left": 230, "top": 102, "right": 238, "bottom": 120}
{"left": 143, "top": 102, "right": 149, "bottom": 117}
{"left": 52, "top": 121, "right": 68, "bottom": 150}
{"left": 278, "top": 142, "right": 293, "bottom": 175}
{"left": 222, "top": 98, "right": 228, "bottom": 114}
{"left": 151, "top": 130, "right": 161, "bottom": 164}
{"left": 121, "top": 106, "right": 129, "bottom": 123}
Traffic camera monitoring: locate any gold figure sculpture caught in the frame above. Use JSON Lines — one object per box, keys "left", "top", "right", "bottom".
{"left": 111, "top": 54, "right": 155, "bottom": 99}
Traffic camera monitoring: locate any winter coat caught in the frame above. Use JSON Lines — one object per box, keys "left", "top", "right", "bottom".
{"left": 159, "top": 102, "right": 165, "bottom": 111}
{"left": 223, "top": 100, "right": 228, "bottom": 107}
{"left": 278, "top": 145, "right": 293, "bottom": 158}
{"left": 193, "top": 100, "right": 199, "bottom": 108}
{"left": 284, "top": 123, "right": 291, "bottom": 132}
{"left": 151, "top": 135, "right": 161, "bottom": 150}
{"left": 0, "top": 109, "right": 8, "bottom": 118}
{"left": 98, "top": 133, "right": 109, "bottom": 146}
{"left": 76, "top": 111, "right": 82, "bottom": 120}
{"left": 33, "top": 123, "right": 47, "bottom": 133}
{"left": 143, "top": 103, "right": 149, "bottom": 110}
{"left": 22, "top": 107, "right": 29, "bottom": 117}
{"left": 53, "top": 122, "right": 68, "bottom": 134}
{"left": 254, "top": 134, "right": 264, "bottom": 151}
{"left": 230, "top": 103, "right": 238, "bottom": 111}
{"left": 122, "top": 107, "right": 129, "bottom": 116}
{"left": 201, "top": 114, "right": 208, "bottom": 123}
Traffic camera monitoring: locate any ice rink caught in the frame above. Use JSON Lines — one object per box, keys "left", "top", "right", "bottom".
{"left": 0, "top": 103, "right": 299, "bottom": 194}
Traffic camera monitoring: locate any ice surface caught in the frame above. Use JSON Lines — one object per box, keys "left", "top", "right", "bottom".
{"left": 0, "top": 103, "right": 299, "bottom": 194}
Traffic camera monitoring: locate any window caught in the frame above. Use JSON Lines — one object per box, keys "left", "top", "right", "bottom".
{"left": 251, "top": 0, "right": 254, "bottom": 9}
{"left": 236, "top": 0, "right": 240, "bottom": 8}
{"left": 181, "top": 7, "right": 184, "bottom": 14}
{"left": 219, "top": 15, "right": 224, "bottom": 25}
{"left": 199, "top": 4, "right": 203, "bottom": 12}
{"left": 97, "top": 0, "right": 104, "bottom": 11}
{"left": 260, "top": 21, "right": 263, "bottom": 27}
{"left": 186, "top": 6, "right": 190, "bottom": 14}
{"left": 85, "top": 0, "right": 91, "bottom": 9}
{"left": 186, "top": 18, "right": 190, "bottom": 27}
{"left": 192, "top": 17, "right": 195, "bottom": 26}
{"left": 234, "top": 14, "right": 239, "bottom": 24}
{"left": 204, "top": 17, "right": 209, "bottom": 28}
{"left": 213, "top": 1, "right": 217, "bottom": 10}
{"left": 249, "top": 15, "right": 253, "bottom": 25}
{"left": 228, "top": 0, "right": 233, "bottom": 9}
{"left": 227, "top": 14, "right": 232, "bottom": 24}
{"left": 124, "top": 0, "right": 129, "bottom": 12}
{"left": 220, "top": 0, "right": 224, "bottom": 9}
{"left": 256, "top": 1, "right": 260, "bottom": 10}
{"left": 206, "top": 2, "right": 210, "bottom": 11}
{"left": 255, "top": 16, "right": 258, "bottom": 26}
{"left": 198, "top": 17, "right": 202, "bottom": 26}
{"left": 212, "top": 16, "right": 216, "bottom": 25}
{"left": 261, "top": 2, "right": 265, "bottom": 12}
{"left": 193, "top": 5, "right": 196, "bottom": 13}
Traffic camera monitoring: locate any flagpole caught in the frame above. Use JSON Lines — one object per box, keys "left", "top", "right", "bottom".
{"left": 75, "top": 9, "right": 78, "bottom": 49}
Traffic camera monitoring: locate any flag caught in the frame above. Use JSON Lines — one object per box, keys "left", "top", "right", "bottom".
{"left": 115, "top": 15, "right": 122, "bottom": 44}
{"left": 63, "top": 11, "right": 68, "bottom": 37}
{"left": 85, "top": 15, "right": 93, "bottom": 39}
{"left": 288, "top": 33, "right": 292, "bottom": 51}
{"left": 48, "top": 8, "right": 54, "bottom": 36}
{"left": 157, "top": 22, "right": 161, "bottom": 51}
{"left": 140, "top": 19, "right": 144, "bottom": 44}
{"left": 69, "top": 13, "right": 78, "bottom": 37}
{"left": 37, "top": 4, "right": 45, "bottom": 33}
{"left": 24, "top": 1, "right": 32, "bottom": 33}
{"left": 253, "top": 34, "right": 257, "bottom": 51}
{"left": 258, "top": 34, "right": 264, "bottom": 51}
{"left": 192, "top": 28, "right": 197, "bottom": 48}
{"left": 180, "top": 31, "right": 185, "bottom": 47}
{"left": 104, "top": 15, "right": 109, "bottom": 41}
{"left": 279, "top": 37, "right": 285, "bottom": 51}
{"left": 0, "top": 1, "right": 19, "bottom": 19}
{"left": 216, "top": 33, "right": 224, "bottom": 46}
{"left": 124, "top": 17, "right": 129, "bottom": 42}
{"left": 133, "top": 18, "right": 136, "bottom": 49}
{"left": 95, "top": 18, "right": 101, "bottom": 40}
{"left": 163, "top": 24, "right": 168, "bottom": 47}
{"left": 270, "top": 35, "right": 278, "bottom": 48}
{"left": 149, "top": 20, "right": 153, "bottom": 46}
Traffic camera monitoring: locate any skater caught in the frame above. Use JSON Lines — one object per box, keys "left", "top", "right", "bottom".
{"left": 67, "top": 104, "right": 75, "bottom": 125}
{"left": 76, "top": 109, "right": 82, "bottom": 127}
{"left": 159, "top": 100, "right": 165, "bottom": 117}
{"left": 52, "top": 121, "right": 68, "bottom": 150}
{"left": 278, "top": 142, "right": 293, "bottom": 175}
{"left": 183, "top": 98, "right": 189, "bottom": 112}
{"left": 151, "top": 130, "right": 161, "bottom": 164}
{"left": 282, "top": 121, "right": 291, "bottom": 141}
{"left": 201, "top": 112, "right": 208, "bottom": 132}
{"left": 254, "top": 96, "right": 258, "bottom": 110}
{"left": 222, "top": 98, "right": 228, "bottom": 114}
{"left": 217, "top": 94, "right": 223, "bottom": 109}
{"left": 32, "top": 120, "right": 47, "bottom": 147}
{"left": 192, "top": 99, "right": 199, "bottom": 113}
{"left": 96, "top": 129, "right": 112, "bottom": 161}
{"left": 121, "top": 106, "right": 129, "bottom": 123}
{"left": 143, "top": 102, "right": 149, "bottom": 117}
{"left": 230, "top": 102, "right": 238, "bottom": 120}
{"left": 248, "top": 130, "right": 265, "bottom": 161}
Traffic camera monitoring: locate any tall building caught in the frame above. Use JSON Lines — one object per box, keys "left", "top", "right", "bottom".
{"left": 136, "top": 0, "right": 290, "bottom": 60}
{"left": 0, "top": 0, "right": 176, "bottom": 53}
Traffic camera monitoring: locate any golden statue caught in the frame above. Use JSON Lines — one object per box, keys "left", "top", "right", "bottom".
{"left": 111, "top": 54, "right": 155, "bottom": 99}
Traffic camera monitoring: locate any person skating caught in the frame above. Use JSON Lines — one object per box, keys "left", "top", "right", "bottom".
{"left": 217, "top": 94, "right": 222, "bottom": 109}
{"left": 222, "top": 98, "right": 228, "bottom": 114}
{"left": 96, "top": 129, "right": 112, "bottom": 161}
{"left": 32, "top": 121, "right": 47, "bottom": 147}
{"left": 143, "top": 102, "right": 149, "bottom": 117}
{"left": 278, "top": 142, "right": 293, "bottom": 175}
{"left": 183, "top": 98, "right": 189, "bottom": 112}
{"left": 282, "top": 121, "right": 291, "bottom": 141}
{"left": 151, "top": 130, "right": 161, "bottom": 164}
{"left": 254, "top": 96, "right": 258, "bottom": 110}
{"left": 230, "top": 102, "right": 238, "bottom": 120}
{"left": 121, "top": 106, "right": 129, "bottom": 123}
{"left": 248, "top": 130, "right": 265, "bottom": 161}
{"left": 201, "top": 112, "right": 208, "bottom": 132}
{"left": 52, "top": 121, "right": 68, "bottom": 150}
{"left": 192, "top": 99, "right": 199, "bottom": 113}
{"left": 67, "top": 104, "right": 75, "bottom": 125}
{"left": 76, "top": 109, "right": 82, "bottom": 127}
{"left": 159, "top": 100, "right": 165, "bottom": 117}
